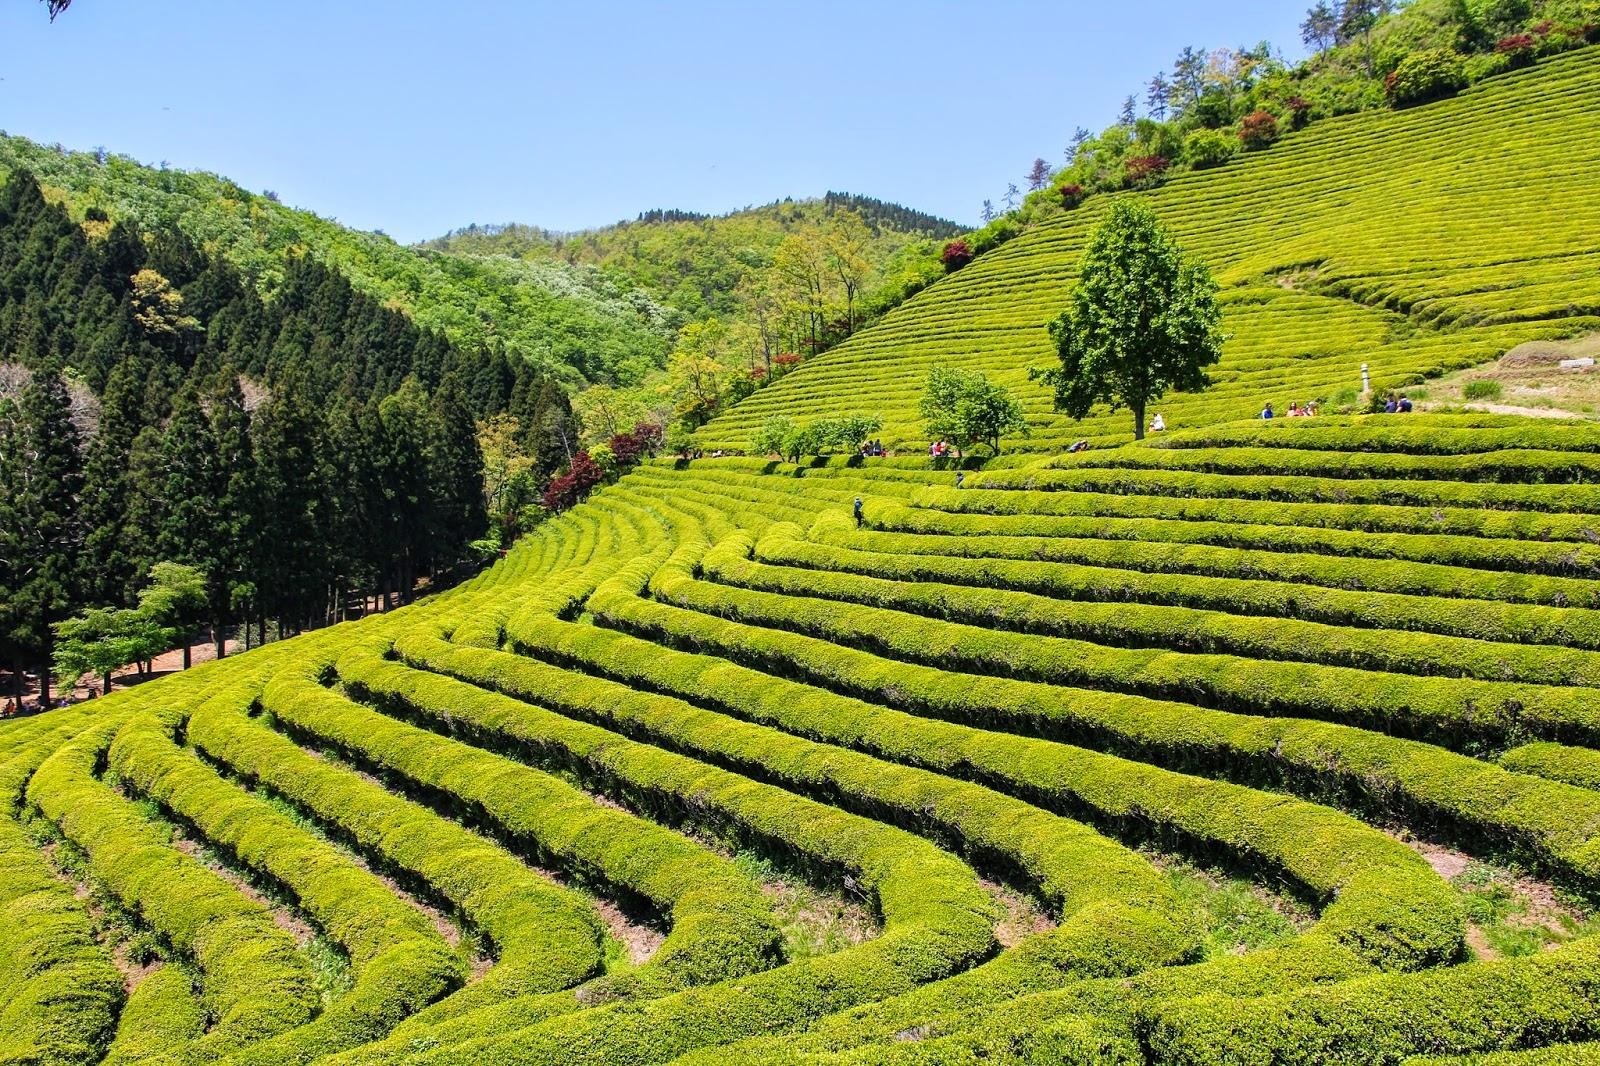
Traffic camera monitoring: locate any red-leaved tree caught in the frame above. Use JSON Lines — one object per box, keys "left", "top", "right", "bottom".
{"left": 941, "top": 240, "right": 973, "bottom": 273}
{"left": 1239, "top": 110, "right": 1279, "bottom": 150}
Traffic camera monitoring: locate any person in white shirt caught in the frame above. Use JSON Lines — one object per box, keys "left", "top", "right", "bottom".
{"left": 1151, "top": 413, "right": 1166, "bottom": 433}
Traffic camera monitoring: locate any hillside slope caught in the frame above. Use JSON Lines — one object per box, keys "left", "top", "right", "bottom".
{"left": 698, "top": 47, "right": 1600, "bottom": 452}
{"left": 0, "top": 135, "right": 674, "bottom": 387}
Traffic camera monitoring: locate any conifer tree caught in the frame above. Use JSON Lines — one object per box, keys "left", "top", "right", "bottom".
{"left": 0, "top": 367, "right": 85, "bottom": 705}
{"left": 205, "top": 370, "right": 255, "bottom": 658}
{"left": 252, "top": 368, "right": 327, "bottom": 633}
{"left": 427, "top": 379, "right": 488, "bottom": 565}
{"left": 81, "top": 357, "right": 149, "bottom": 605}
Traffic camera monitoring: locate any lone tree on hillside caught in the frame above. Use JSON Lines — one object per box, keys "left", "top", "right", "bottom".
{"left": 1034, "top": 201, "right": 1223, "bottom": 441}
{"left": 920, "top": 366, "right": 1029, "bottom": 456}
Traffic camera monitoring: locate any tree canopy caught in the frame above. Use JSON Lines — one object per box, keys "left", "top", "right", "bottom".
{"left": 1037, "top": 201, "right": 1223, "bottom": 440}
{"left": 919, "top": 367, "right": 1029, "bottom": 456}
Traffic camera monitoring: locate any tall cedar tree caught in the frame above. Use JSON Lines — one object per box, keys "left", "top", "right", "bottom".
{"left": 80, "top": 357, "right": 149, "bottom": 605}
{"left": 1038, "top": 201, "right": 1224, "bottom": 440}
{"left": 207, "top": 370, "right": 256, "bottom": 659}
{"left": 1, "top": 368, "right": 85, "bottom": 705}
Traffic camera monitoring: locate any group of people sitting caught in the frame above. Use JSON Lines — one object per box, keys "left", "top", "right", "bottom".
{"left": 1261, "top": 400, "right": 1319, "bottom": 419}
{"left": 928, "top": 440, "right": 957, "bottom": 458}
{"left": 1382, "top": 393, "right": 1414, "bottom": 413}
{"left": 860, "top": 440, "right": 887, "bottom": 457}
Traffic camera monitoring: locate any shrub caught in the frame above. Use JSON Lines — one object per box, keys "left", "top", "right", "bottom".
{"left": 607, "top": 421, "right": 664, "bottom": 466}
{"left": 1496, "top": 33, "right": 1538, "bottom": 65}
{"left": 1124, "top": 154, "right": 1171, "bottom": 187}
{"left": 1464, "top": 379, "right": 1505, "bottom": 400}
{"left": 541, "top": 450, "right": 606, "bottom": 511}
{"left": 1057, "top": 182, "right": 1085, "bottom": 209}
{"left": 941, "top": 239, "right": 973, "bottom": 272}
{"left": 1385, "top": 49, "right": 1468, "bottom": 106}
{"left": 1238, "top": 110, "right": 1280, "bottom": 150}
{"left": 1286, "top": 95, "right": 1312, "bottom": 130}
{"left": 1184, "top": 129, "right": 1238, "bottom": 170}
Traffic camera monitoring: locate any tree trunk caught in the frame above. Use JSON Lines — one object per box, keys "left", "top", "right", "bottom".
{"left": 1133, "top": 399, "right": 1147, "bottom": 441}
{"left": 102, "top": 671, "right": 111, "bottom": 696}
{"left": 39, "top": 665, "right": 51, "bottom": 710}
{"left": 182, "top": 640, "right": 192, "bottom": 670}
{"left": 213, "top": 622, "right": 226, "bottom": 661}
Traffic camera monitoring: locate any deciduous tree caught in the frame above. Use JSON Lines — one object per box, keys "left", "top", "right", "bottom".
{"left": 1037, "top": 201, "right": 1223, "bottom": 441}
{"left": 919, "top": 366, "right": 1029, "bottom": 456}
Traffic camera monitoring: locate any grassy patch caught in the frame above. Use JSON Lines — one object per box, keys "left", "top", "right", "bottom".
{"left": 733, "top": 851, "right": 877, "bottom": 960}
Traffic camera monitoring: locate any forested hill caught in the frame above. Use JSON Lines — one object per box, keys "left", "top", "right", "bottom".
{"left": 419, "top": 192, "right": 960, "bottom": 324}
{"left": 0, "top": 134, "right": 676, "bottom": 389}
{"left": 0, "top": 166, "right": 578, "bottom": 703}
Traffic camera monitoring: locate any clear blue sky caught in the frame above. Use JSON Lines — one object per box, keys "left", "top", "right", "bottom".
{"left": 1, "top": 0, "right": 1308, "bottom": 242}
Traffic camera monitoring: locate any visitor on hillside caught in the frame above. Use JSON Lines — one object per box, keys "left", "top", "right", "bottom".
{"left": 1068, "top": 439, "right": 1090, "bottom": 453}
{"left": 1385, "top": 394, "right": 1398, "bottom": 414}
{"left": 853, "top": 497, "right": 864, "bottom": 527}
{"left": 1261, "top": 402, "right": 1275, "bottom": 420}
{"left": 1303, "top": 401, "right": 1317, "bottom": 417}
{"left": 1151, "top": 413, "right": 1166, "bottom": 433}
{"left": 1398, "top": 394, "right": 1413, "bottom": 413}
{"left": 1, "top": 699, "right": 14, "bottom": 718}
{"left": 956, "top": 472, "right": 965, "bottom": 489}
{"left": 1287, "top": 402, "right": 1301, "bottom": 417}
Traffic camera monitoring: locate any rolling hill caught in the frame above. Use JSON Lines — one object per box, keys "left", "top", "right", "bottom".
{"left": 7, "top": 42, "right": 1600, "bottom": 1066}
{"left": 695, "top": 46, "right": 1600, "bottom": 452}
{"left": 419, "top": 192, "right": 961, "bottom": 325}
{"left": 0, "top": 135, "right": 676, "bottom": 388}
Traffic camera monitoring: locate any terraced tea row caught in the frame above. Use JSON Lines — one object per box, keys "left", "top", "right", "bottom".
{"left": 7, "top": 407, "right": 1600, "bottom": 1064}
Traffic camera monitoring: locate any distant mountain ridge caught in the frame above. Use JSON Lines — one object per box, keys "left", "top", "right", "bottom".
{"left": 425, "top": 191, "right": 963, "bottom": 252}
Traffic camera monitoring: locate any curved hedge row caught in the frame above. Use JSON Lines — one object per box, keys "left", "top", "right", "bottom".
{"left": 785, "top": 516, "right": 1600, "bottom": 649}
{"left": 1143, "top": 935, "right": 1600, "bottom": 1066}
{"left": 974, "top": 463, "right": 1600, "bottom": 515}
{"left": 728, "top": 525, "right": 1600, "bottom": 685}
{"left": 666, "top": 539, "right": 1600, "bottom": 749}
{"left": 181, "top": 649, "right": 610, "bottom": 1039}
{"left": 25, "top": 716, "right": 321, "bottom": 1062}
{"left": 1050, "top": 444, "right": 1600, "bottom": 485}
{"left": 890, "top": 496, "right": 1600, "bottom": 578}
{"left": 574, "top": 523, "right": 1600, "bottom": 888}
{"left": 106, "top": 705, "right": 464, "bottom": 1066}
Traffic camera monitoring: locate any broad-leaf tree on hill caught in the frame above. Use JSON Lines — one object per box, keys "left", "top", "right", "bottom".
{"left": 919, "top": 366, "right": 1029, "bottom": 456}
{"left": 1037, "top": 201, "right": 1223, "bottom": 441}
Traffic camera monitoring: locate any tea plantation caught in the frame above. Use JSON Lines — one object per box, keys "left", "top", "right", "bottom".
{"left": 695, "top": 47, "right": 1600, "bottom": 454}
{"left": 7, "top": 47, "right": 1600, "bottom": 1066}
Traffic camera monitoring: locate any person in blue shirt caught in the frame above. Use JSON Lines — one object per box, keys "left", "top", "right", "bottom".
{"left": 1261, "top": 402, "right": 1275, "bottom": 420}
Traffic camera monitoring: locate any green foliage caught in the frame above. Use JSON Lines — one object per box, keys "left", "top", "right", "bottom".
{"left": 1465, "top": 378, "right": 1506, "bottom": 400}
{"left": 1184, "top": 128, "right": 1239, "bottom": 169}
{"left": 1040, "top": 202, "right": 1224, "bottom": 440}
{"left": 919, "top": 366, "right": 1030, "bottom": 455}
{"left": 751, "top": 413, "right": 882, "bottom": 461}
{"left": 1387, "top": 47, "right": 1471, "bottom": 104}
{"left": 52, "top": 608, "right": 172, "bottom": 693}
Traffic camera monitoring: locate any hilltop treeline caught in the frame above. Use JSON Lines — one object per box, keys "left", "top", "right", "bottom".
{"left": 820, "top": 192, "right": 963, "bottom": 239}
{"left": 426, "top": 196, "right": 958, "bottom": 444}
{"left": 0, "top": 169, "right": 574, "bottom": 700}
